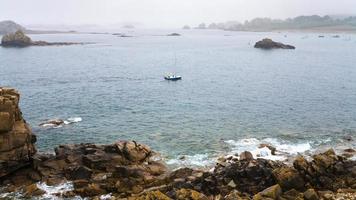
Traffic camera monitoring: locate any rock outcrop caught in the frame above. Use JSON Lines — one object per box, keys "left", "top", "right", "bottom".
{"left": 254, "top": 38, "right": 295, "bottom": 49}
{"left": 293, "top": 149, "right": 356, "bottom": 191}
{"left": 0, "top": 87, "right": 37, "bottom": 177}
{"left": 1, "top": 30, "right": 32, "bottom": 47}
{"left": 1, "top": 30, "right": 85, "bottom": 47}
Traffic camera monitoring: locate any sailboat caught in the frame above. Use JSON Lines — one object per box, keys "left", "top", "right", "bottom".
{"left": 164, "top": 53, "right": 182, "bottom": 81}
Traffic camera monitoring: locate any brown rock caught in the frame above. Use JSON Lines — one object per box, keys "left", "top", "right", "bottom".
{"left": 253, "top": 184, "right": 282, "bottom": 200}
{"left": 239, "top": 151, "right": 254, "bottom": 161}
{"left": 135, "top": 191, "right": 172, "bottom": 200}
{"left": 0, "top": 87, "right": 36, "bottom": 178}
{"left": 175, "top": 188, "right": 209, "bottom": 200}
{"left": 303, "top": 188, "right": 319, "bottom": 200}
{"left": 273, "top": 167, "right": 305, "bottom": 191}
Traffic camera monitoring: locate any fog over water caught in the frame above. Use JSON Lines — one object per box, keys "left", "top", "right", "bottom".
{"left": 1, "top": 0, "right": 356, "bottom": 28}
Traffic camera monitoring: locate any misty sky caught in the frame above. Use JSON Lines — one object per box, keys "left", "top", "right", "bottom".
{"left": 1, "top": 0, "right": 356, "bottom": 28}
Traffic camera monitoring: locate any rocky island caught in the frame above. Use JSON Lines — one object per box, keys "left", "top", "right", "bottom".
{"left": 0, "top": 87, "right": 355, "bottom": 200}
{"left": 1, "top": 30, "right": 85, "bottom": 47}
{"left": 254, "top": 38, "right": 296, "bottom": 50}
{"left": 167, "top": 33, "right": 181, "bottom": 36}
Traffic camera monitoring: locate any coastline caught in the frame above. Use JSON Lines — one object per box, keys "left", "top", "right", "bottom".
{"left": 0, "top": 87, "right": 355, "bottom": 199}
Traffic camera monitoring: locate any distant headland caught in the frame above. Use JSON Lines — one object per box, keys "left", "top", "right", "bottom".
{"left": 186, "top": 15, "right": 356, "bottom": 33}
{"left": 0, "top": 20, "right": 77, "bottom": 35}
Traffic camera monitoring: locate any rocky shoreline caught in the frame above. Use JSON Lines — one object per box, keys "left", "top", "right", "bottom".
{"left": 0, "top": 87, "right": 355, "bottom": 200}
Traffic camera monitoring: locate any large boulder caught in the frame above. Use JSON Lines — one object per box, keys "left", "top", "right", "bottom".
{"left": 1, "top": 30, "right": 32, "bottom": 47}
{"left": 254, "top": 38, "right": 295, "bottom": 49}
{"left": 0, "top": 87, "right": 37, "bottom": 177}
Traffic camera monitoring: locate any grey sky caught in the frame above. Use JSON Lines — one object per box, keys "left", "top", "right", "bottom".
{"left": 1, "top": 0, "right": 356, "bottom": 28}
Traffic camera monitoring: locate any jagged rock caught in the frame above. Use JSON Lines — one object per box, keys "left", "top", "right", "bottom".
{"left": 272, "top": 167, "right": 305, "bottom": 191}
{"left": 253, "top": 184, "right": 282, "bottom": 200}
{"left": 254, "top": 38, "right": 295, "bottom": 49}
{"left": 293, "top": 149, "right": 355, "bottom": 191}
{"left": 0, "top": 87, "right": 36, "bottom": 177}
{"left": 213, "top": 158, "right": 285, "bottom": 194}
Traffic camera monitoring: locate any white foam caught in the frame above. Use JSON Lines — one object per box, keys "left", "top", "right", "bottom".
{"left": 225, "top": 138, "right": 311, "bottom": 161}
{"left": 36, "top": 182, "right": 83, "bottom": 200}
{"left": 100, "top": 193, "right": 113, "bottom": 200}
{"left": 64, "top": 117, "right": 82, "bottom": 124}
{"left": 166, "top": 153, "right": 215, "bottom": 167}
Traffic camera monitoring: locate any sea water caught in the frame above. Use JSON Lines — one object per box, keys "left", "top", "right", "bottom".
{"left": 1, "top": 29, "right": 355, "bottom": 167}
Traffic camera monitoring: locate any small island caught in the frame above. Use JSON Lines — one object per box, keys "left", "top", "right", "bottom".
{"left": 1, "top": 30, "right": 85, "bottom": 47}
{"left": 167, "top": 33, "right": 181, "bottom": 36}
{"left": 254, "top": 38, "right": 296, "bottom": 50}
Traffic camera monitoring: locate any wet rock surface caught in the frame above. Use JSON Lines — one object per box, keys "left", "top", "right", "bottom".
{"left": 254, "top": 38, "right": 296, "bottom": 49}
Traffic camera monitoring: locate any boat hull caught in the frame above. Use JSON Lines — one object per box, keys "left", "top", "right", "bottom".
{"left": 164, "top": 77, "right": 182, "bottom": 81}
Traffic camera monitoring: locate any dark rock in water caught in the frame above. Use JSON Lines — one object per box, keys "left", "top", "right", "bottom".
{"left": 1, "top": 30, "right": 86, "bottom": 47}
{"left": 1, "top": 30, "right": 32, "bottom": 47}
{"left": 0, "top": 87, "right": 37, "bottom": 178}
{"left": 39, "top": 119, "right": 64, "bottom": 127}
{"left": 167, "top": 33, "right": 181, "bottom": 36}
{"left": 254, "top": 38, "right": 295, "bottom": 49}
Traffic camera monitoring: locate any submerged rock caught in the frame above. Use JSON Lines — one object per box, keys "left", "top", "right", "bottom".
{"left": 254, "top": 38, "right": 295, "bottom": 49}
{"left": 39, "top": 119, "right": 65, "bottom": 127}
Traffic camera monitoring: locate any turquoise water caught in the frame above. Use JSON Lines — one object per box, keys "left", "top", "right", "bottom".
{"left": 1, "top": 30, "right": 356, "bottom": 165}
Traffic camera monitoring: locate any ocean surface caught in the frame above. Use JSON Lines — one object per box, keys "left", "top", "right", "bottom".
{"left": 1, "top": 29, "right": 356, "bottom": 167}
